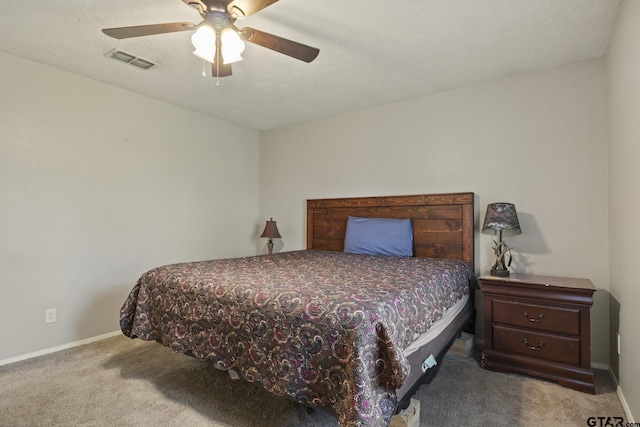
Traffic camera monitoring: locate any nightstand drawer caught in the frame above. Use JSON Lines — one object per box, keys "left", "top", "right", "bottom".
{"left": 492, "top": 299, "right": 580, "bottom": 335}
{"left": 493, "top": 325, "right": 581, "bottom": 365}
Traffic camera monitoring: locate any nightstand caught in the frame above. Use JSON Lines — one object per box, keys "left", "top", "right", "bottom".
{"left": 479, "top": 273, "right": 596, "bottom": 394}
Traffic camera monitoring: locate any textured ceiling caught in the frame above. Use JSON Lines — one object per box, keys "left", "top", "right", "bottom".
{"left": 0, "top": 0, "right": 621, "bottom": 130}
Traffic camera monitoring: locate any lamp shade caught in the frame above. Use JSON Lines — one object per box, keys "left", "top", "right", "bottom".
{"left": 482, "top": 203, "right": 522, "bottom": 236}
{"left": 260, "top": 218, "right": 282, "bottom": 239}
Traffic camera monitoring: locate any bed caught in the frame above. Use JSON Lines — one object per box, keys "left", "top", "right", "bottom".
{"left": 120, "top": 192, "right": 476, "bottom": 426}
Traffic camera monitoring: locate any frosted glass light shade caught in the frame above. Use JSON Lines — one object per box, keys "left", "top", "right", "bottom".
{"left": 220, "top": 27, "right": 245, "bottom": 64}
{"left": 191, "top": 25, "right": 216, "bottom": 63}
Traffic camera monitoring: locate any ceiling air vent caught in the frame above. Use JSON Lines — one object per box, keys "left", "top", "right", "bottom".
{"left": 104, "top": 48, "right": 157, "bottom": 70}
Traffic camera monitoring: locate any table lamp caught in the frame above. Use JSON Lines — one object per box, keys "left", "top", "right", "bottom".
{"left": 482, "top": 202, "right": 521, "bottom": 277}
{"left": 260, "top": 218, "right": 282, "bottom": 254}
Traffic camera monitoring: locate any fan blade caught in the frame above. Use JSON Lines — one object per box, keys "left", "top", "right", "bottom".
{"left": 240, "top": 27, "right": 319, "bottom": 63}
{"left": 227, "top": 0, "right": 279, "bottom": 18}
{"left": 102, "top": 22, "right": 196, "bottom": 39}
{"left": 212, "top": 62, "right": 232, "bottom": 77}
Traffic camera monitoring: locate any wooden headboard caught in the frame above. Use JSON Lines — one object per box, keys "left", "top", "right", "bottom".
{"left": 306, "top": 192, "right": 475, "bottom": 270}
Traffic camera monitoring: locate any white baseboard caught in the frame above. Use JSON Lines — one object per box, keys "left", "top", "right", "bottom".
{"left": 618, "top": 385, "right": 636, "bottom": 423}
{"left": 0, "top": 331, "right": 121, "bottom": 367}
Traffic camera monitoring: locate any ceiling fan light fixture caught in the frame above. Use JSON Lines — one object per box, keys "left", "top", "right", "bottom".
{"left": 191, "top": 25, "right": 217, "bottom": 62}
{"left": 102, "top": 0, "right": 320, "bottom": 78}
{"left": 220, "top": 27, "right": 245, "bottom": 64}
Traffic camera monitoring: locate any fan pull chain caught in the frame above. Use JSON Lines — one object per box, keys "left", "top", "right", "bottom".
{"left": 202, "top": 60, "right": 206, "bottom": 77}
{"left": 215, "top": 60, "right": 220, "bottom": 87}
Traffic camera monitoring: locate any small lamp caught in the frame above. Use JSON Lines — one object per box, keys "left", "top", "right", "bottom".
{"left": 260, "top": 218, "right": 282, "bottom": 255}
{"left": 482, "top": 203, "right": 522, "bottom": 277}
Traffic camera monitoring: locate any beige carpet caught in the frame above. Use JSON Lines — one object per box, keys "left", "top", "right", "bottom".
{"left": 0, "top": 335, "right": 626, "bottom": 426}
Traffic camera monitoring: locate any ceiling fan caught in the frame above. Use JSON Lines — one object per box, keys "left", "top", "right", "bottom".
{"left": 102, "top": 0, "right": 320, "bottom": 78}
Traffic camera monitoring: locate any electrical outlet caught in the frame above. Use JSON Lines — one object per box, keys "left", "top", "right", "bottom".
{"left": 45, "top": 308, "right": 56, "bottom": 324}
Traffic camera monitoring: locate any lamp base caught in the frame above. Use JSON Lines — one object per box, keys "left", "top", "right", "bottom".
{"left": 490, "top": 268, "right": 510, "bottom": 277}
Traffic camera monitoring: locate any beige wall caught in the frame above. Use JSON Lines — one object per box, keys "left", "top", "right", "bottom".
{"left": 607, "top": 0, "right": 640, "bottom": 420}
{"left": 260, "top": 58, "right": 610, "bottom": 366}
{"left": 0, "top": 51, "right": 261, "bottom": 361}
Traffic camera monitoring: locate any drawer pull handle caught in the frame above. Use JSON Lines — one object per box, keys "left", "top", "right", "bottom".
{"left": 523, "top": 339, "right": 545, "bottom": 351}
{"left": 522, "top": 310, "right": 544, "bottom": 323}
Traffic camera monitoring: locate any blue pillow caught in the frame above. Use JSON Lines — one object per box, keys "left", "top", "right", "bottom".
{"left": 343, "top": 216, "right": 413, "bottom": 257}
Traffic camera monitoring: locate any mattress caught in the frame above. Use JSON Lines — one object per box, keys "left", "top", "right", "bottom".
{"left": 397, "top": 295, "right": 471, "bottom": 402}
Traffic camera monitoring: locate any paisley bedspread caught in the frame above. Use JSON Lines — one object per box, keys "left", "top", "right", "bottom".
{"left": 120, "top": 250, "right": 475, "bottom": 426}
